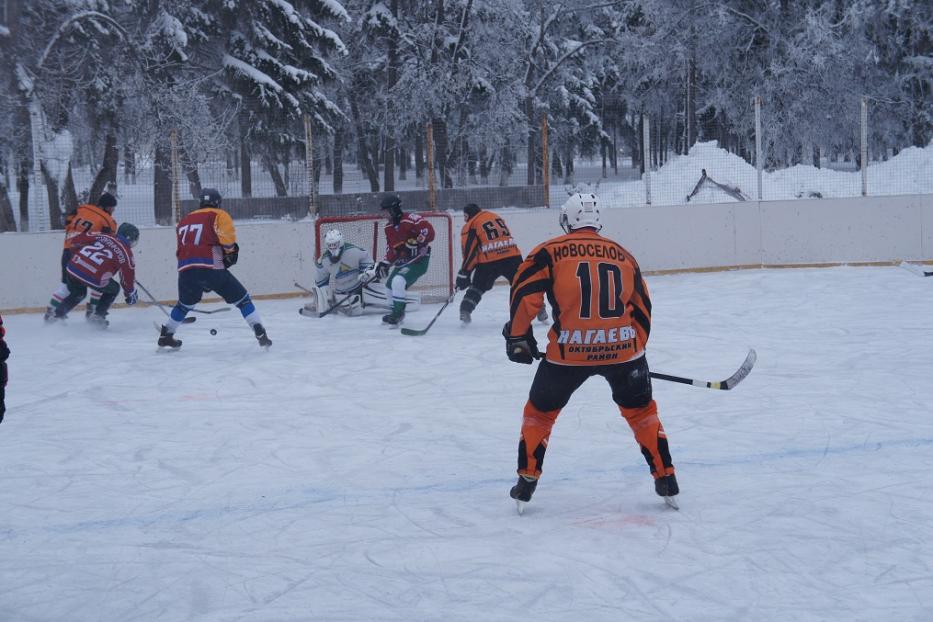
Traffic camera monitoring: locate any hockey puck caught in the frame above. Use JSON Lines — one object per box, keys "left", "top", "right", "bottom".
{"left": 210, "top": 328, "right": 217, "bottom": 335}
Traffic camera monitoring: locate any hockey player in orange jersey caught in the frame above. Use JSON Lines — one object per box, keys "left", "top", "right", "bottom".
{"left": 503, "top": 193, "right": 678, "bottom": 512}
{"left": 45, "top": 192, "right": 118, "bottom": 320}
{"left": 456, "top": 203, "right": 546, "bottom": 324}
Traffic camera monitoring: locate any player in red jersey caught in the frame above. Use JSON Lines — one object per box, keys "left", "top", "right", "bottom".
{"left": 157, "top": 188, "right": 271, "bottom": 349}
{"left": 0, "top": 312, "right": 8, "bottom": 424}
{"left": 362, "top": 194, "right": 435, "bottom": 327}
{"left": 46, "top": 223, "right": 140, "bottom": 328}
{"left": 46, "top": 192, "right": 118, "bottom": 319}
{"left": 503, "top": 193, "right": 677, "bottom": 512}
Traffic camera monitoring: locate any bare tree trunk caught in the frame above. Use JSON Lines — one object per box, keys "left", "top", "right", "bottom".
{"left": 17, "top": 160, "right": 29, "bottom": 231}
{"left": 40, "top": 162, "right": 63, "bottom": 229}
{"left": 124, "top": 144, "right": 136, "bottom": 184}
{"left": 601, "top": 138, "right": 607, "bottom": 178}
{"left": 398, "top": 144, "right": 408, "bottom": 181}
{"left": 153, "top": 143, "right": 173, "bottom": 225}
{"left": 478, "top": 144, "right": 490, "bottom": 184}
{"left": 525, "top": 96, "right": 536, "bottom": 186}
{"left": 432, "top": 117, "right": 452, "bottom": 188}
{"left": 333, "top": 127, "right": 345, "bottom": 194}
{"left": 350, "top": 98, "right": 379, "bottom": 192}
{"left": 0, "top": 178, "right": 15, "bottom": 232}
{"left": 414, "top": 127, "right": 424, "bottom": 180}
{"left": 263, "top": 153, "right": 287, "bottom": 197}
{"left": 239, "top": 116, "right": 252, "bottom": 198}
{"left": 499, "top": 141, "right": 513, "bottom": 186}
{"left": 467, "top": 142, "right": 477, "bottom": 185}
{"left": 89, "top": 132, "right": 119, "bottom": 203}
{"left": 62, "top": 163, "right": 79, "bottom": 214}
{"left": 563, "top": 143, "right": 574, "bottom": 184}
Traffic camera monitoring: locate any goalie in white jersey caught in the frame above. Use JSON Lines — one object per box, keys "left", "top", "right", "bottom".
{"left": 301, "top": 229, "right": 419, "bottom": 316}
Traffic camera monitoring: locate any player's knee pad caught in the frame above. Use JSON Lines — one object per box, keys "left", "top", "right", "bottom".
{"left": 522, "top": 401, "right": 560, "bottom": 432}
{"left": 611, "top": 357, "right": 653, "bottom": 408}
{"left": 389, "top": 273, "right": 407, "bottom": 297}
{"left": 619, "top": 400, "right": 659, "bottom": 431}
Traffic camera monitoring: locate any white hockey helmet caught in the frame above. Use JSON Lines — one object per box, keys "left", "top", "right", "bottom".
{"left": 560, "top": 193, "right": 601, "bottom": 233}
{"left": 324, "top": 229, "right": 344, "bottom": 257}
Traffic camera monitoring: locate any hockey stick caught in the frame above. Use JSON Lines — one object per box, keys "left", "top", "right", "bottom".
{"left": 528, "top": 348, "right": 757, "bottom": 391}
{"left": 648, "top": 348, "right": 757, "bottom": 390}
{"left": 899, "top": 262, "right": 933, "bottom": 277}
{"left": 400, "top": 290, "right": 458, "bottom": 336}
{"left": 294, "top": 282, "right": 314, "bottom": 295}
{"left": 137, "top": 280, "right": 232, "bottom": 316}
{"left": 135, "top": 280, "right": 196, "bottom": 324}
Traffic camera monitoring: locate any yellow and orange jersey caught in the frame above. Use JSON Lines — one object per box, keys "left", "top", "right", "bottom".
{"left": 63, "top": 204, "right": 117, "bottom": 249}
{"left": 509, "top": 229, "right": 651, "bottom": 366}
{"left": 460, "top": 210, "right": 522, "bottom": 272}
{"left": 175, "top": 208, "right": 237, "bottom": 271}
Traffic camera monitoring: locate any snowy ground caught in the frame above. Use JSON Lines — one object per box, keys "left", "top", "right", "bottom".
{"left": 2, "top": 266, "right": 933, "bottom": 621}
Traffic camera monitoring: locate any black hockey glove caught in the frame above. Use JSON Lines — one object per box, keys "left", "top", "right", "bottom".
{"left": 0, "top": 362, "right": 6, "bottom": 424}
{"left": 223, "top": 243, "right": 239, "bottom": 268}
{"left": 502, "top": 321, "right": 539, "bottom": 364}
{"left": 455, "top": 270, "right": 471, "bottom": 291}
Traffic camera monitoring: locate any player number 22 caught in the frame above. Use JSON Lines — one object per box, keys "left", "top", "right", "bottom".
{"left": 575, "top": 262, "right": 625, "bottom": 319}
{"left": 178, "top": 223, "right": 204, "bottom": 246}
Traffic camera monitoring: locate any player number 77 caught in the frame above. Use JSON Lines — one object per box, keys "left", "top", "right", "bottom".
{"left": 178, "top": 223, "right": 203, "bottom": 245}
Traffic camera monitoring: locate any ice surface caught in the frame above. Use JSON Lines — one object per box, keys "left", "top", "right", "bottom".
{"left": 2, "top": 267, "right": 932, "bottom": 621}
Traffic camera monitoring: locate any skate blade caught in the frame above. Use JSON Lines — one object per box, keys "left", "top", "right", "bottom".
{"left": 515, "top": 500, "right": 527, "bottom": 515}
{"left": 663, "top": 496, "right": 679, "bottom": 510}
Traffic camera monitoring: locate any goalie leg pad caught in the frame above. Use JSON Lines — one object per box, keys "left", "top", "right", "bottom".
{"left": 303, "top": 284, "right": 331, "bottom": 312}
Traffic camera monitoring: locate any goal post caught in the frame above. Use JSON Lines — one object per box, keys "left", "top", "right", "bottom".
{"left": 314, "top": 212, "right": 455, "bottom": 303}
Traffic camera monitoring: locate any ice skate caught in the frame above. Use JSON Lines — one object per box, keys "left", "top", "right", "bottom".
{"left": 253, "top": 323, "right": 272, "bottom": 348}
{"left": 157, "top": 325, "right": 182, "bottom": 349}
{"left": 382, "top": 312, "right": 404, "bottom": 328}
{"left": 510, "top": 475, "right": 538, "bottom": 515}
{"left": 655, "top": 474, "right": 679, "bottom": 510}
{"left": 459, "top": 309, "right": 471, "bottom": 324}
{"left": 86, "top": 313, "right": 109, "bottom": 329}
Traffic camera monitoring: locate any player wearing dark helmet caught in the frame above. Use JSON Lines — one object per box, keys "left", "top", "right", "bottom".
{"left": 158, "top": 188, "right": 272, "bottom": 349}
{"left": 362, "top": 194, "right": 435, "bottom": 327}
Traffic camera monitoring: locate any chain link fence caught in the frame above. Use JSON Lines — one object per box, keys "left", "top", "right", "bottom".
{"left": 2, "top": 95, "right": 930, "bottom": 233}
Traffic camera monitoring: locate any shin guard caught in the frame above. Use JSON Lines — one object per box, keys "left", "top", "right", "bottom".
{"left": 517, "top": 401, "right": 560, "bottom": 478}
{"left": 620, "top": 400, "right": 674, "bottom": 479}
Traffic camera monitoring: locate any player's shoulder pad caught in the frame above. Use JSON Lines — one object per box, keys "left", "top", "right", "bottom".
{"left": 405, "top": 213, "right": 424, "bottom": 223}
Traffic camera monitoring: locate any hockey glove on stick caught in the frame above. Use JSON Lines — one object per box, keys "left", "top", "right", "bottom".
{"left": 455, "top": 270, "right": 471, "bottom": 291}
{"left": 502, "top": 322, "right": 539, "bottom": 364}
{"left": 223, "top": 243, "right": 239, "bottom": 268}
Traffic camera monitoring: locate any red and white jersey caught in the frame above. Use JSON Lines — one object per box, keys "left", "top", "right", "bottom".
{"left": 176, "top": 208, "right": 237, "bottom": 271}
{"left": 383, "top": 213, "right": 435, "bottom": 264}
{"left": 66, "top": 232, "right": 136, "bottom": 293}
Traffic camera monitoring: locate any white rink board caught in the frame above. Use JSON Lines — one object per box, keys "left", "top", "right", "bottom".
{"left": 3, "top": 194, "right": 933, "bottom": 310}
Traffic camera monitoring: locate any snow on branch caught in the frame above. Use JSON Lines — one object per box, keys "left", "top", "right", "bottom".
{"left": 224, "top": 54, "right": 284, "bottom": 92}
{"left": 37, "top": 11, "right": 126, "bottom": 69}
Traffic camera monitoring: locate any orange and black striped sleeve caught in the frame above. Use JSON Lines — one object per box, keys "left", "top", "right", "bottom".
{"left": 623, "top": 249, "right": 652, "bottom": 347}
{"left": 460, "top": 221, "right": 481, "bottom": 273}
{"left": 508, "top": 245, "right": 551, "bottom": 337}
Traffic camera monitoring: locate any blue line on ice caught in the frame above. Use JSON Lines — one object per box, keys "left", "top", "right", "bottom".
{"left": 4, "top": 436, "right": 931, "bottom": 541}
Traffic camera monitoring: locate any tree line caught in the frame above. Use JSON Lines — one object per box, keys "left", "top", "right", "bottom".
{"left": 0, "top": 0, "right": 929, "bottom": 231}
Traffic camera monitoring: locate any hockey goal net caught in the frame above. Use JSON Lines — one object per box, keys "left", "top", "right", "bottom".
{"left": 314, "top": 212, "right": 455, "bottom": 303}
